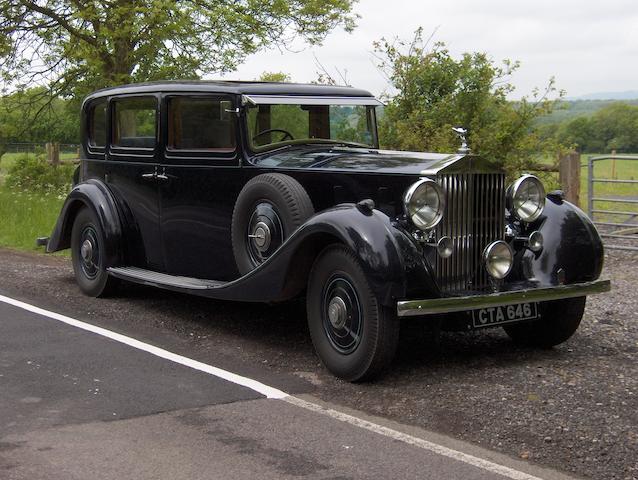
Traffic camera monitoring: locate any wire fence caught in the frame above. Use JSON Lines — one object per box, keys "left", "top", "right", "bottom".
{"left": 3, "top": 143, "right": 80, "bottom": 158}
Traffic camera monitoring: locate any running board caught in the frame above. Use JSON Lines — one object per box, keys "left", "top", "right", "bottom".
{"left": 107, "top": 267, "right": 226, "bottom": 291}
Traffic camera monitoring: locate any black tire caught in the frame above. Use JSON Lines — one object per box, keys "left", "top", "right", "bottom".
{"left": 306, "top": 245, "right": 400, "bottom": 382}
{"left": 503, "top": 297, "right": 586, "bottom": 348}
{"left": 71, "top": 207, "right": 119, "bottom": 297}
{"left": 232, "top": 173, "right": 314, "bottom": 275}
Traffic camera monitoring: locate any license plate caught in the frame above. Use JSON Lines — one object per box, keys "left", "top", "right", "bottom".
{"left": 472, "top": 302, "right": 538, "bottom": 328}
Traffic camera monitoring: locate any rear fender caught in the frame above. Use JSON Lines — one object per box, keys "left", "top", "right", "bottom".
{"left": 47, "top": 179, "right": 123, "bottom": 267}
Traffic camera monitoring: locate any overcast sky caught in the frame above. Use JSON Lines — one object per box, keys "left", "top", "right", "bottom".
{"left": 218, "top": 0, "right": 638, "bottom": 99}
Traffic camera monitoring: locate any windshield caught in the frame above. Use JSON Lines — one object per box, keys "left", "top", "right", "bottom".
{"left": 246, "top": 103, "right": 378, "bottom": 150}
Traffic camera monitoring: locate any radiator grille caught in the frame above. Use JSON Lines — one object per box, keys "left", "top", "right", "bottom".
{"left": 434, "top": 173, "right": 506, "bottom": 292}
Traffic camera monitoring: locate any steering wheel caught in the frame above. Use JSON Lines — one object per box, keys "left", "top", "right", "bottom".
{"left": 253, "top": 128, "right": 294, "bottom": 143}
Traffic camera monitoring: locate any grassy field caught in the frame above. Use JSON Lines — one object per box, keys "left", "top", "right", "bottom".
{"left": 0, "top": 152, "right": 78, "bottom": 182}
{"left": 0, "top": 188, "right": 65, "bottom": 252}
{"left": 578, "top": 154, "right": 638, "bottom": 224}
{"left": 0, "top": 152, "right": 69, "bottom": 253}
{"left": 531, "top": 153, "right": 637, "bottom": 222}
{"left": 1, "top": 151, "right": 78, "bottom": 166}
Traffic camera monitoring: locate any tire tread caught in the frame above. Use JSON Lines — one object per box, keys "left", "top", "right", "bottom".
{"left": 231, "top": 173, "right": 314, "bottom": 274}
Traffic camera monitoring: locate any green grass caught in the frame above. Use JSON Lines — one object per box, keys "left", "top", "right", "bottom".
{"left": 0, "top": 151, "right": 77, "bottom": 180}
{"left": 533, "top": 153, "right": 638, "bottom": 221}
{"left": 0, "top": 187, "right": 65, "bottom": 252}
{"left": 1, "top": 151, "right": 78, "bottom": 167}
{"left": 0, "top": 152, "right": 74, "bottom": 254}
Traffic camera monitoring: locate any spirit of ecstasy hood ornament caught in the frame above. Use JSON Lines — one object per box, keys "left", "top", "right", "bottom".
{"left": 452, "top": 127, "right": 470, "bottom": 154}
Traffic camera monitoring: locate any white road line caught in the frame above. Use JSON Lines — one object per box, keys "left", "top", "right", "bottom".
{"left": 0, "top": 293, "right": 544, "bottom": 480}
{"left": 284, "top": 396, "right": 544, "bottom": 480}
{"left": 0, "top": 294, "right": 287, "bottom": 399}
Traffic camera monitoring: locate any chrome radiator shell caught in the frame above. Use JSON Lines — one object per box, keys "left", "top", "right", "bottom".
{"left": 434, "top": 173, "right": 506, "bottom": 292}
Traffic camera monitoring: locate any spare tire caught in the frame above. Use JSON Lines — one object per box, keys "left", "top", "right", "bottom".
{"left": 232, "top": 173, "right": 314, "bottom": 275}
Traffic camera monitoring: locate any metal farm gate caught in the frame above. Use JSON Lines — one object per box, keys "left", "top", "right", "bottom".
{"left": 587, "top": 155, "right": 638, "bottom": 252}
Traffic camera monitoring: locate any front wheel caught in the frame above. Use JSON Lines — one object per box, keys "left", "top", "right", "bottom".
{"left": 71, "top": 207, "right": 119, "bottom": 297}
{"left": 306, "top": 245, "right": 399, "bottom": 382}
{"left": 503, "top": 297, "right": 586, "bottom": 348}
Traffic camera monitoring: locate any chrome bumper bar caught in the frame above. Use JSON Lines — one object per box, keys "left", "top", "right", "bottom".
{"left": 396, "top": 280, "right": 611, "bottom": 317}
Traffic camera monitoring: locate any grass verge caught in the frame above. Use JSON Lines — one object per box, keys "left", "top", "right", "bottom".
{"left": 0, "top": 187, "right": 66, "bottom": 253}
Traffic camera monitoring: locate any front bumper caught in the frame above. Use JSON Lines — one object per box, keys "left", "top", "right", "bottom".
{"left": 396, "top": 279, "right": 611, "bottom": 317}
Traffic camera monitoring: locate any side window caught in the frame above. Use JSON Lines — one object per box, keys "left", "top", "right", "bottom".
{"left": 112, "top": 97, "right": 157, "bottom": 149}
{"left": 168, "top": 97, "right": 236, "bottom": 151}
{"left": 88, "top": 101, "right": 107, "bottom": 148}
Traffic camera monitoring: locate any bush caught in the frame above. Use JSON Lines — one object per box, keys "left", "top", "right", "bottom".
{"left": 374, "top": 28, "right": 566, "bottom": 181}
{"left": 5, "top": 154, "right": 75, "bottom": 195}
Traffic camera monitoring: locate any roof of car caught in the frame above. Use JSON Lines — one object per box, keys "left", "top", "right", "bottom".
{"left": 83, "top": 80, "right": 376, "bottom": 103}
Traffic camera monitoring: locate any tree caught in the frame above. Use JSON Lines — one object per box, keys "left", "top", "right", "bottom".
{"left": 0, "top": 1, "right": 357, "bottom": 98}
{"left": 258, "top": 72, "right": 292, "bottom": 83}
{"left": 556, "top": 117, "right": 596, "bottom": 152}
{"left": 592, "top": 103, "right": 638, "bottom": 153}
{"left": 555, "top": 103, "right": 638, "bottom": 153}
{"left": 374, "top": 28, "right": 564, "bottom": 179}
{"left": 0, "top": 88, "right": 78, "bottom": 162}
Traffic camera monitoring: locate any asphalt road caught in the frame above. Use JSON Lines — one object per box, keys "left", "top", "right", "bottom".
{"left": 0, "top": 294, "right": 574, "bottom": 480}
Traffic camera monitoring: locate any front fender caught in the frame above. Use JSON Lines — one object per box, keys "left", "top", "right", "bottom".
{"left": 517, "top": 196, "right": 604, "bottom": 285}
{"left": 212, "top": 204, "right": 431, "bottom": 306}
{"left": 47, "top": 179, "right": 123, "bottom": 267}
{"left": 295, "top": 204, "right": 408, "bottom": 305}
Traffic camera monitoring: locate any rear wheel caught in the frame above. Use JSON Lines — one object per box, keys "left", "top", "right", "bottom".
{"left": 306, "top": 245, "right": 399, "bottom": 382}
{"left": 71, "top": 207, "right": 119, "bottom": 297}
{"left": 503, "top": 297, "right": 586, "bottom": 348}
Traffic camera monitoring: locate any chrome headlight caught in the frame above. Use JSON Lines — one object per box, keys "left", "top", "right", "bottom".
{"left": 404, "top": 179, "right": 445, "bottom": 231}
{"left": 483, "top": 241, "right": 514, "bottom": 279}
{"left": 507, "top": 174, "right": 546, "bottom": 223}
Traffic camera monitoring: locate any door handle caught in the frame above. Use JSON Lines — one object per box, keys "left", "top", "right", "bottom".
{"left": 141, "top": 172, "right": 156, "bottom": 180}
{"left": 156, "top": 168, "right": 177, "bottom": 182}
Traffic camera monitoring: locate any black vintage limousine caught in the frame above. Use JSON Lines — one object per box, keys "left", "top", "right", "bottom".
{"left": 42, "top": 81, "right": 610, "bottom": 381}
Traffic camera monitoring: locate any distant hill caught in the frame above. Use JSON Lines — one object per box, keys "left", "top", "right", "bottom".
{"left": 536, "top": 98, "right": 638, "bottom": 125}
{"left": 569, "top": 90, "right": 638, "bottom": 101}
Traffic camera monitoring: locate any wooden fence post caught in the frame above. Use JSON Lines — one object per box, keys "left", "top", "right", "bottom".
{"left": 46, "top": 142, "right": 60, "bottom": 166}
{"left": 559, "top": 151, "right": 581, "bottom": 206}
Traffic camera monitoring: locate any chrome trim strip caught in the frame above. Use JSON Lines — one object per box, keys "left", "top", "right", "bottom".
{"left": 242, "top": 95, "right": 384, "bottom": 106}
{"left": 396, "top": 280, "right": 611, "bottom": 317}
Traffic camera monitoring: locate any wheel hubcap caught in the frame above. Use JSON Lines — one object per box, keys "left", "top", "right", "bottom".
{"left": 250, "top": 221, "right": 272, "bottom": 251}
{"left": 322, "top": 275, "right": 363, "bottom": 355}
{"left": 81, "top": 239, "right": 93, "bottom": 262}
{"left": 78, "top": 226, "right": 100, "bottom": 280}
{"left": 328, "top": 296, "right": 348, "bottom": 329}
{"left": 246, "top": 202, "right": 284, "bottom": 267}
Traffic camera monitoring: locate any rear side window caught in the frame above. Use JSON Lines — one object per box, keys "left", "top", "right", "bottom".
{"left": 112, "top": 97, "right": 157, "bottom": 149}
{"left": 88, "top": 101, "right": 107, "bottom": 148}
{"left": 168, "top": 97, "right": 235, "bottom": 151}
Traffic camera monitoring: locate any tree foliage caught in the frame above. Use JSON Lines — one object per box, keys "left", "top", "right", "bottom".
{"left": 258, "top": 72, "right": 292, "bottom": 83}
{"left": 0, "top": 0, "right": 357, "bottom": 97}
{"left": 0, "top": 88, "right": 78, "bottom": 160}
{"left": 555, "top": 103, "right": 638, "bottom": 153}
{"left": 374, "top": 28, "right": 565, "bottom": 178}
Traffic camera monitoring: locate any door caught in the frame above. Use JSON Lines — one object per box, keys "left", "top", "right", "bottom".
{"left": 159, "top": 94, "right": 244, "bottom": 280}
{"left": 106, "top": 95, "right": 164, "bottom": 269}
